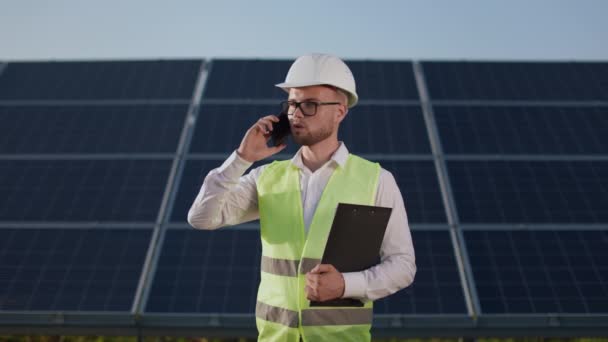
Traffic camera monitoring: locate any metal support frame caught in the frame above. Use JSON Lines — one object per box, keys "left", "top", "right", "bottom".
{"left": 413, "top": 61, "right": 482, "bottom": 317}
{"left": 1, "top": 311, "right": 607, "bottom": 337}
{"left": 132, "top": 59, "right": 212, "bottom": 315}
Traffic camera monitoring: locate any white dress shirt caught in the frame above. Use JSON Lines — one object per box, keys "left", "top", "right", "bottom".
{"left": 187, "top": 142, "right": 416, "bottom": 301}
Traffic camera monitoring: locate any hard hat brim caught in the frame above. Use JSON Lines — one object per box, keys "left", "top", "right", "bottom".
{"left": 275, "top": 82, "right": 358, "bottom": 108}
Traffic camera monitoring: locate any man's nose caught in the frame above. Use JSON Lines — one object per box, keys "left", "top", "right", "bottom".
{"left": 290, "top": 106, "right": 305, "bottom": 119}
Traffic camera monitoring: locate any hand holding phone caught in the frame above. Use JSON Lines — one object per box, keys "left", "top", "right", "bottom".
{"left": 237, "top": 113, "right": 289, "bottom": 163}
{"left": 270, "top": 111, "right": 291, "bottom": 147}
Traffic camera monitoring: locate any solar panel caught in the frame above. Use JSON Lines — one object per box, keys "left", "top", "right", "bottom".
{"left": 342, "top": 105, "right": 430, "bottom": 154}
{"left": 146, "top": 228, "right": 260, "bottom": 313}
{"left": 190, "top": 104, "right": 431, "bottom": 154}
{"left": 423, "top": 61, "right": 608, "bottom": 101}
{"left": 0, "top": 60, "right": 201, "bottom": 100}
{"left": 465, "top": 230, "right": 608, "bottom": 314}
{"left": 173, "top": 159, "right": 444, "bottom": 224}
{"left": 203, "top": 60, "right": 292, "bottom": 99}
{"left": 435, "top": 105, "right": 608, "bottom": 154}
{"left": 0, "top": 227, "right": 151, "bottom": 311}
{"left": 147, "top": 229, "right": 464, "bottom": 315}
{"left": 190, "top": 104, "right": 298, "bottom": 155}
{"left": 0, "top": 159, "right": 172, "bottom": 222}
{"left": 381, "top": 161, "right": 447, "bottom": 223}
{"left": 374, "top": 230, "right": 466, "bottom": 314}
{"left": 0, "top": 104, "right": 188, "bottom": 154}
{"left": 448, "top": 160, "right": 608, "bottom": 223}
{"left": 203, "top": 60, "right": 419, "bottom": 100}
{"left": 5, "top": 57, "right": 607, "bottom": 334}
{"left": 346, "top": 61, "right": 419, "bottom": 100}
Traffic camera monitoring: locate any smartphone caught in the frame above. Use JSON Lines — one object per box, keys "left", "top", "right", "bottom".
{"left": 270, "top": 112, "right": 291, "bottom": 147}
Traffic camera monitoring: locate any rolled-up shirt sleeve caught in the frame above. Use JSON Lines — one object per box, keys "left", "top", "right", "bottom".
{"left": 187, "top": 150, "right": 266, "bottom": 230}
{"left": 341, "top": 169, "right": 417, "bottom": 301}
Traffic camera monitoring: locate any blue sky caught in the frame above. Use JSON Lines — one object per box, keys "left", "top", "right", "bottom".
{"left": 1, "top": 0, "right": 607, "bottom": 61}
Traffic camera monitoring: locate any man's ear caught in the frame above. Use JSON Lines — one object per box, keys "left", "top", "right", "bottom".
{"left": 336, "top": 105, "right": 348, "bottom": 125}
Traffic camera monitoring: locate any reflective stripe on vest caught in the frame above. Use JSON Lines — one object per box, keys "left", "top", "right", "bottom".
{"left": 256, "top": 301, "right": 299, "bottom": 328}
{"left": 261, "top": 256, "right": 322, "bottom": 276}
{"left": 256, "top": 301, "right": 374, "bottom": 327}
{"left": 256, "top": 154, "right": 380, "bottom": 340}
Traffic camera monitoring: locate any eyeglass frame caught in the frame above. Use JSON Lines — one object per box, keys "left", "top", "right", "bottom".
{"left": 280, "top": 100, "right": 342, "bottom": 116}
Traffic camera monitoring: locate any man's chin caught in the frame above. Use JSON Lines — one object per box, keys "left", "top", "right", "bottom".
{"left": 292, "top": 132, "right": 306, "bottom": 145}
{"left": 292, "top": 130, "right": 332, "bottom": 147}
{"left": 293, "top": 137, "right": 310, "bottom": 146}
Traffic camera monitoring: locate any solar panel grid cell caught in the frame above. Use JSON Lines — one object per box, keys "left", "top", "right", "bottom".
{"left": 382, "top": 161, "right": 447, "bottom": 223}
{"left": 465, "top": 230, "right": 608, "bottom": 314}
{"left": 435, "top": 105, "right": 608, "bottom": 155}
{"left": 0, "top": 104, "right": 188, "bottom": 154}
{"left": 0, "top": 60, "right": 201, "bottom": 100}
{"left": 423, "top": 61, "right": 608, "bottom": 101}
{"left": 146, "top": 229, "right": 260, "bottom": 313}
{"left": 448, "top": 160, "right": 608, "bottom": 223}
{"left": 374, "top": 230, "right": 466, "bottom": 314}
{"left": 203, "top": 60, "right": 292, "bottom": 99}
{"left": 0, "top": 159, "right": 172, "bottom": 222}
{"left": 0, "top": 228, "right": 151, "bottom": 311}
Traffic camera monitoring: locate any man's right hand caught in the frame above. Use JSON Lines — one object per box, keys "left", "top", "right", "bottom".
{"left": 236, "top": 115, "right": 287, "bottom": 163}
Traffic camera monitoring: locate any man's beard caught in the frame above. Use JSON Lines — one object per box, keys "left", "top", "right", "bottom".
{"left": 292, "top": 125, "right": 333, "bottom": 146}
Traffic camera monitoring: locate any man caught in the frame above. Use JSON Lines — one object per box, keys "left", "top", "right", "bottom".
{"left": 188, "top": 53, "right": 416, "bottom": 342}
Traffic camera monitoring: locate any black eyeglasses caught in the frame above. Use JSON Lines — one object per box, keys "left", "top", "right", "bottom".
{"left": 280, "top": 100, "right": 342, "bottom": 116}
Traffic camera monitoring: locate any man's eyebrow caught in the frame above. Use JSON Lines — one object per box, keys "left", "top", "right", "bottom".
{"left": 288, "top": 97, "right": 321, "bottom": 102}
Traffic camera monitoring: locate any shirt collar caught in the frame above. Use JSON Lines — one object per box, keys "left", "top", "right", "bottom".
{"left": 291, "top": 141, "right": 349, "bottom": 170}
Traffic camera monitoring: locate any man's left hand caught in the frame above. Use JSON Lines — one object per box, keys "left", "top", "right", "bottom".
{"left": 305, "top": 264, "right": 345, "bottom": 301}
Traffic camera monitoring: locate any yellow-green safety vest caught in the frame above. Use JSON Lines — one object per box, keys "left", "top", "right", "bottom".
{"left": 256, "top": 154, "right": 380, "bottom": 342}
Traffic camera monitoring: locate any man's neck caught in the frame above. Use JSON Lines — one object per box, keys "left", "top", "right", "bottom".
{"left": 301, "top": 138, "right": 341, "bottom": 173}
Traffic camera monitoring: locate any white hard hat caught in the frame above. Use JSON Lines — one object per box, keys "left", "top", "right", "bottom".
{"left": 275, "top": 53, "right": 358, "bottom": 108}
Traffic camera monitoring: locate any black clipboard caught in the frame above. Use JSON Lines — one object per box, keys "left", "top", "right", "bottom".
{"left": 310, "top": 203, "right": 392, "bottom": 307}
